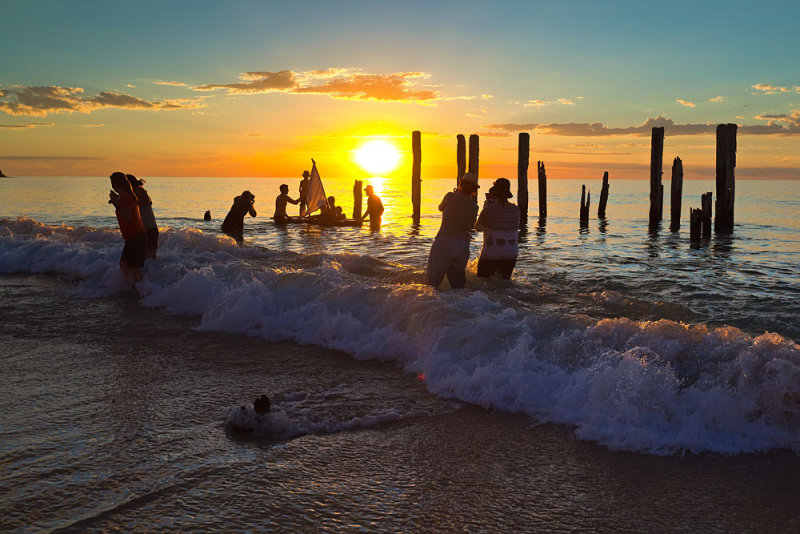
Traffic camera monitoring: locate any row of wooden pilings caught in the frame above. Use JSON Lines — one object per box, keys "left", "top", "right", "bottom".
{"left": 405, "top": 124, "right": 737, "bottom": 238}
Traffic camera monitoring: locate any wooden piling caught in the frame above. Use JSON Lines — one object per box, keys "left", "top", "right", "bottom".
{"left": 670, "top": 157, "right": 683, "bottom": 232}
{"left": 517, "top": 133, "right": 530, "bottom": 226}
{"left": 468, "top": 134, "right": 479, "bottom": 180}
{"left": 649, "top": 126, "right": 665, "bottom": 226}
{"left": 580, "top": 185, "right": 591, "bottom": 223}
{"left": 537, "top": 161, "right": 547, "bottom": 218}
{"left": 456, "top": 134, "right": 466, "bottom": 184}
{"left": 689, "top": 208, "right": 702, "bottom": 241}
{"left": 412, "top": 130, "right": 421, "bottom": 224}
{"left": 701, "top": 191, "right": 712, "bottom": 239}
{"left": 714, "top": 123, "right": 737, "bottom": 234}
{"left": 352, "top": 180, "right": 362, "bottom": 220}
{"left": 597, "top": 171, "right": 609, "bottom": 219}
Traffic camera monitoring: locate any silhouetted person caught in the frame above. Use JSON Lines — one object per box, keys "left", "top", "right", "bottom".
{"left": 335, "top": 206, "right": 346, "bottom": 220}
{"left": 253, "top": 394, "right": 271, "bottom": 414}
{"left": 320, "top": 196, "right": 338, "bottom": 222}
{"left": 273, "top": 184, "right": 299, "bottom": 224}
{"left": 425, "top": 172, "right": 479, "bottom": 289}
{"left": 203, "top": 210, "right": 211, "bottom": 221}
{"left": 475, "top": 178, "right": 520, "bottom": 279}
{"left": 126, "top": 174, "right": 159, "bottom": 259}
{"left": 221, "top": 190, "right": 257, "bottom": 239}
{"left": 361, "top": 184, "right": 384, "bottom": 231}
{"left": 108, "top": 171, "right": 147, "bottom": 283}
{"left": 298, "top": 170, "right": 310, "bottom": 215}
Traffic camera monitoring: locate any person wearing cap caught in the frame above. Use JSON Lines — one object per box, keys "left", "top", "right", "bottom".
{"left": 298, "top": 170, "right": 310, "bottom": 216}
{"left": 425, "top": 172, "right": 480, "bottom": 289}
{"left": 361, "top": 184, "right": 384, "bottom": 231}
{"left": 475, "top": 177, "right": 520, "bottom": 279}
{"left": 221, "top": 190, "right": 257, "bottom": 240}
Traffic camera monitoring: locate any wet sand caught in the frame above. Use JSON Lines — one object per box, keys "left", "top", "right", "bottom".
{"left": 1, "top": 274, "right": 799, "bottom": 533}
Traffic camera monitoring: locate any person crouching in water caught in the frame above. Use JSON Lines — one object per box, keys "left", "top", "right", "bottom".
{"left": 126, "top": 174, "right": 158, "bottom": 259}
{"left": 475, "top": 178, "right": 520, "bottom": 279}
{"left": 425, "top": 172, "right": 479, "bottom": 289}
{"left": 221, "top": 190, "right": 257, "bottom": 240}
{"left": 108, "top": 171, "right": 147, "bottom": 283}
{"left": 273, "top": 184, "right": 299, "bottom": 224}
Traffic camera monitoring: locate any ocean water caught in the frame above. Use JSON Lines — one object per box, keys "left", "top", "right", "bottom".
{"left": 1, "top": 175, "right": 800, "bottom": 531}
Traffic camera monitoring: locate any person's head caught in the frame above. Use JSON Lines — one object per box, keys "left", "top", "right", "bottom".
{"left": 365, "top": 185, "right": 374, "bottom": 196}
{"left": 336, "top": 206, "right": 343, "bottom": 214}
{"left": 242, "top": 190, "right": 254, "bottom": 203}
{"left": 302, "top": 170, "right": 310, "bottom": 179}
{"left": 125, "top": 174, "right": 145, "bottom": 189}
{"left": 489, "top": 178, "right": 512, "bottom": 202}
{"left": 279, "top": 184, "right": 289, "bottom": 194}
{"left": 327, "top": 196, "right": 336, "bottom": 206}
{"left": 460, "top": 172, "right": 480, "bottom": 196}
{"left": 109, "top": 171, "right": 135, "bottom": 196}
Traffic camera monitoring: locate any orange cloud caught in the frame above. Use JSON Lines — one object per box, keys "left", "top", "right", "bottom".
{"left": 0, "top": 121, "right": 54, "bottom": 129}
{"left": 194, "top": 69, "right": 439, "bottom": 103}
{"left": 752, "top": 83, "right": 793, "bottom": 94}
{"left": 154, "top": 80, "right": 187, "bottom": 86}
{"left": 0, "top": 86, "right": 205, "bottom": 117}
{"left": 676, "top": 99, "right": 696, "bottom": 107}
{"left": 486, "top": 115, "right": 800, "bottom": 136}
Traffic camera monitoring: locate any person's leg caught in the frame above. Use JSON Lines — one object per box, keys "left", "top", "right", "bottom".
{"left": 496, "top": 259, "right": 517, "bottom": 279}
{"left": 146, "top": 227, "right": 158, "bottom": 259}
{"left": 445, "top": 241, "right": 470, "bottom": 289}
{"left": 425, "top": 239, "right": 449, "bottom": 288}
{"left": 476, "top": 257, "right": 498, "bottom": 278}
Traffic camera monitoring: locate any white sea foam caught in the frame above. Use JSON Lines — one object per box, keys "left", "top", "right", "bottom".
{"left": 2, "top": 217, "right": 799, "bottom": 455}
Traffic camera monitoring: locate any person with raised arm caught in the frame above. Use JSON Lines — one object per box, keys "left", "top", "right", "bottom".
{"left": 475, "top": 178, "right": 520, "bottom": 280}
{"left": 221, "top": 190, "right": 257, "bottom": 240}
{"left": 108, "top": 171, "right": 147, "bottom": 283}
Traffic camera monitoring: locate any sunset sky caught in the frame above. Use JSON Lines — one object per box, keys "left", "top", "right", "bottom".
{"left": 2, "top": 0, "right": 799, "bottom": 180}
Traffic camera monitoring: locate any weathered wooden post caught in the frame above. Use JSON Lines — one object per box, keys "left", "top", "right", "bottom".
{"left": 714, "top": 123, "right": 737, "bottom": 233}
{"left": 701, "top": 191, "right": 712, "bottom": 238}
{"left": 597, "top": 171, "right": 610, "bottom": 218}
{"left": 579, "top": 185, "right": 590, "bottom": 224}
{"left": 537, "top": 161, "right": 547, "bottom": 218}
{"left": 456, "top": 134, "right": 466, "bottom": 184}
{"left": 689, "top": 207, "right": 702, "bottom": 241}
{"left": 412, "top": 130, "right": 421, "bottom": 224}
{"left": 670, "top": 157, "right": 683, "bottom": 232}
{"left": 517, "top": 133, "right": 530, "bottom": 227}
{"left": 352, "top": 180, "right": 362, "bottom": 220}
{"left": 649, "top": 126, "right": 665, "bottom": 226}
{"left": 468, "top": 134, "right": 479, "bottom": 180}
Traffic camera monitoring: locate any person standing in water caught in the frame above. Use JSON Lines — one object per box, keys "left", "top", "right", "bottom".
{"left": 273, "top": 184, "right": 299, "bottom": 224}
{"left": 108, "top": 171, "right": 147, "bottom": 283}
{"left": 425, "top": 172, "right": 479, "bottom": 289}
{"left": 221, "top": 190, "right": 257, "bottom": 239}
{"left": 298, "top": 170, "right": 310, "bottom": 215}
{"left": 361, "top": 184, "right": 384, "bottom": 231}
{"left": 475, "top": 178, "right": 520, "bottom": 279}
{"left": 126, "top": 174, "right": 159, "bottom": 259}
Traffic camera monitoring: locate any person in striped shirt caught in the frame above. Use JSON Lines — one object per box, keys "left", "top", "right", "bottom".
{"left": 475, "top": 178, "right": 520, "bottom": 280}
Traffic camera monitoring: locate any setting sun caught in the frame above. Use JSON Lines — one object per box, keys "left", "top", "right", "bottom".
{"left": 353, "top": 139, "right": 401, "bottom": 176}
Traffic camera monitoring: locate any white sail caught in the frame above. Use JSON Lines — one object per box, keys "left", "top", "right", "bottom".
{"left": 302, "top": 159, "right": 328, "bottom": 216}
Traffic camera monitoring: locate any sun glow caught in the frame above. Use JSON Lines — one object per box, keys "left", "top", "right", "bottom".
{"left": 353, "top": 139, "right": 401, "bottom": 176}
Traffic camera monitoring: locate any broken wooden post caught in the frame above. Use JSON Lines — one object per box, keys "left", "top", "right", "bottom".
{"left": 670, "top": 157, "right": 683, "bottom": 232}
{"left": 597, "top": 171, "right": 609, "bottom": 218}
{"left": 456, "top": 134, "right": 466, "bottom": 184}
{"left": 701, "top": 191, "right": 712, "bottom": 239}
{"left": 517, "top": 133, "right": 530, "bottom": 227}
{"left": 352, "top": 180, "right": 363, "bottom": 220}
{"left": 579, "top": 185, "right": 590, "bottom": 224}
{"left": 714, "top": 123, "right": 737, "bottom": 234}
{"left": 689, "top": 207, "right": 702, "bottom": 241}
{"left": 468, "top": 134, "right": 479, "bottom": 180}
{"left": 649, "top": 126, "right": 665, "bottom": 227}
{"left": 412, "top": 130, "right": 421, "bottom": 224}
{"left": 537, "top": 161, "right": 547, "bottom": 218}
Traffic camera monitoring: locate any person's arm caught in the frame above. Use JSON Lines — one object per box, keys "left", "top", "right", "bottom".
{"left": 438, "top": 192, "right": 452, "bottom": 212}
{"left": 288, "top": 196, "right": 299, "bottom": 205}
{"left": 248, "top": 205, "right": 257, "bottom": 217}
{"left": 475, "top": 206, "right": 488, "bottom": 231}
{"left": 361, "top": 202, "right": 371, "bottom": 221}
